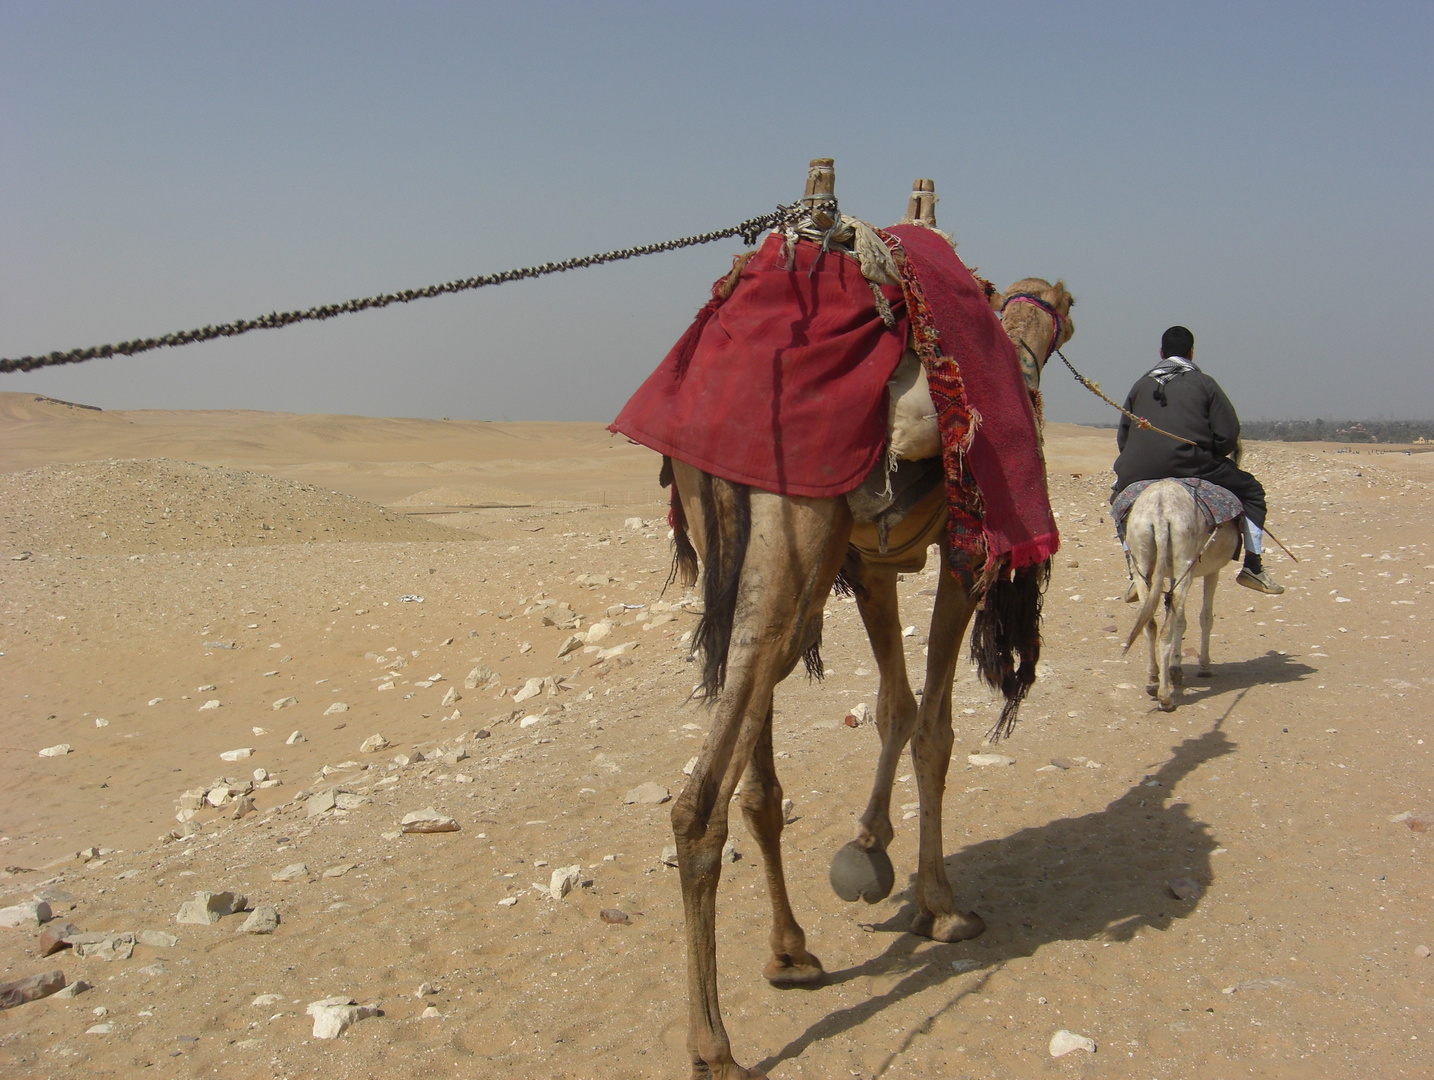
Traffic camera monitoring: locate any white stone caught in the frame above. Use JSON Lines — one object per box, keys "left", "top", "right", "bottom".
{"left": 416, "top": 982, "right": 437, "bottom": 997}
{"left": 359, "top": 734, "right": 390, "bottom": 753}
{"left": 272, "top": 862, "right": 309, "bottom": 882}
{"left": 238, "top": 905, "right": 280, "bottom": 934}
{"left": 0, "top": 899, "right": 53, "bottom": 928}
{"left": 624, "top": 517, "right": 645, "bottom": 530}
{"left": 219, "top": 748, "right": 253, "bottom": 762}
{"left": 94, "top": 718, "right": 108, "bottom": 728}
{"left": 286, "top": 731, "right": 305, "bottom": 745}
{"left": 624, "top": 782, "right": 670, "bottom": 805}
{"left": 137, "top": 929, "right": 178, "bottom": 948}
{"left": 324, "top": 702, "right": 349, "bottom": 715}
{"left": 557, "top": 634, "right": 584, "bottom": 658}
{"left": 513, "top": 678, "right": 544, "bottom": 703}
{"left": 38, "top": 744, "right": 71, "bottom": 757}
{"left": 683, "top": 756, "right": 698, "bottom": 776}
{"left": 549, "top": 865, "right": 582, "bottom": 899}
{"left": 596, "top": 642, "right": 636, "bottom": 660}
{"left": 421, "top": 1004, "right": 442, "bottom": 1019}
{"left": 782, "top": 798, "right": 798, "bottom": 824}
{"left": 251, "top": 994, "right": 282, "bottom": 1007}
{"left": 441, "top": 687, "right": 460, "bottom": 708}
{"left": 198, "top": 700, "right": 221, "bottom": 711}
{"left": 334, "top": 792, "right": 368, "bottom": 811}
{"left": 175, "top": 891, "right": 245, "bottom": 925}
{"left": 306, "top": 789, "right": 336, "bottom": 817}
{"left": 518, "top": 714, "right": 543, "bottom": 729}
{"left": 272, "top": 696, "right": 298, "bottom": 710}
{"left": 253, "top": 767, "right": 269, "bottom": 782}
{"left": 1049, "top": 1029, "right": 1097, "bottom": 1057}
{"left": 585, "top": 621, "right": 612, "bottom": 644}
{"left": 400, "top": 807, "right": 459, "bottom": 833}
{"left": 496, "top": 896, "right": 518, "bottom": 907}
{"left": 86, "top": 1023, "right": 113, "bottom": 1035}
{"left": 307, "top": 998, "right": 379, "bottom": 1039}
{"left": 967, "top": 753, "right": 1016, "bottom": 767}
{"left": 848, "top": 702, "right": 873, "bottom": 726}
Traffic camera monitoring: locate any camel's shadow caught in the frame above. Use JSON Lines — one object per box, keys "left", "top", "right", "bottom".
{"left": 756, "top": 715, "right": 1239, "bottom": 1075}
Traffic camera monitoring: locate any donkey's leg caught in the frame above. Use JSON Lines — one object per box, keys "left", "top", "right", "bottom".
{"left": 1145, "top": 608, "right": 1160, "bottom": 696}
{"left": 908, "top": 565, "right": 986, "bottom": 942}
{"left": 1155, "top": 575, "right": 1196, "bottom": 711}
{"left": 740, "top": 704, "right": 823, "bottom": 986}
{"left": 670, "top": 470, "right": 849, "bottom": 1079}
{"left": 1198, "top": 570, "right": 1218, "bottom": 677}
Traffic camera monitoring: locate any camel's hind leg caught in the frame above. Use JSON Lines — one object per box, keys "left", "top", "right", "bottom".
{"left": 740, "top": 705, "right": 822, "bottom": 986}
{"left": 669, "top": 463, "right": 849, "bottom": 1079}
{"left": 828, "top": 562, "right": 914, "bottom": 904}
{"left": 907, "top": 562, "right": 986, "bottom": 942}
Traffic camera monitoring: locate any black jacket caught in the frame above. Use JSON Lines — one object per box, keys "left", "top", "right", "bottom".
{"left": 1112, "top": 363, "right": 1240, "bottom": 495}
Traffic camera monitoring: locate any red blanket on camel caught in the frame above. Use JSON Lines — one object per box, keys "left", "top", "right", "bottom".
{"left": 610, "top": 225, "right": 1058, "bottom": 572}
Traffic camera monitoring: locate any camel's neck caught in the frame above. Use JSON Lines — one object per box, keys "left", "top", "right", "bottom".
{"left": 1002, "top": 308, "right": 1057, "bottom": 394}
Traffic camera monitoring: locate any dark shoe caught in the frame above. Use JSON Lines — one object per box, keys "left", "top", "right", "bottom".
{"left": 1124, "top": 579, "right": 1140, "bottom": 603}
{"left": 1237, "top": 567, "right": 1285, "bottom": 595}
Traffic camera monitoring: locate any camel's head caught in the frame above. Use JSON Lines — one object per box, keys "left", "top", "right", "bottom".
{"left": 998, "top": 278, "right": 1075, "bottom": 392}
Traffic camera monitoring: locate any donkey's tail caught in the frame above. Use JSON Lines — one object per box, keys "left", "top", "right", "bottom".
{"left": 1123, "top": 517, "right": 1170, "bottom": 653}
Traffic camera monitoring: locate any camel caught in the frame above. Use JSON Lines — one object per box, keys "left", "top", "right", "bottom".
{"left": 662, "top": 256, "right": 1073, "bottom": 1078}
{"left": 1122, "top": 479, "right": 1241, "bottom": 710}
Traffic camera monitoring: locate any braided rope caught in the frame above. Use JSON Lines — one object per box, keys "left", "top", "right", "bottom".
{"left": 1051, "top": 346, "right": 1199, "bottom": 448}
{"left": 0, "top": 201, "right": 834, "bottom": 374}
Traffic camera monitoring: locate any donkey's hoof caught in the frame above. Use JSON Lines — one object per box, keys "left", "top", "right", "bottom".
{"left": 910, "top": 908, "right": 986, "bottom": 943}
{"left": 829, "top": 841, "right": 895, "bottom": 904}
{"left": 763, "top": 950, "right": 825, "bottom": 987}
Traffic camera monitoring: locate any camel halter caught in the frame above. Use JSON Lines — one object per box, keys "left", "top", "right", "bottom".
{"left": 1000, "top": 292, "right": 1064, "bottom": 360}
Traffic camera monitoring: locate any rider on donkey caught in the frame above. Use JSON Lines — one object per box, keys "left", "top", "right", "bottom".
{"left": 1111, "top": 324, "right": 1284, "bottom": 597}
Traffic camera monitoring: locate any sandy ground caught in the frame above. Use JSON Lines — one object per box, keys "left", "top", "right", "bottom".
{"left": 1, "top": 390, "right": 1430, "bottom": 1079}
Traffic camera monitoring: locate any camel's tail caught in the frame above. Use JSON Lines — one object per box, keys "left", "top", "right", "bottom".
{"left": 690, "top": 472, "right": 750, "bottom": 700}
{"left": 1123, "top": 517, "right": 1170, "bottom": 652}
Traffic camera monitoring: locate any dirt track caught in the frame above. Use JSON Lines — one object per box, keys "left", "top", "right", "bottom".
{"left": 1, "top": 392, "right": 1430, "bottom": 1078}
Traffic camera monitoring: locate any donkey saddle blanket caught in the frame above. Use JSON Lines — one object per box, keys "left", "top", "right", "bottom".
{"left": 610, "top": 224, "right": 1058, "bottom": 572}
{"left": 1111, "top": 477, "right": 1244, "bottom": 543}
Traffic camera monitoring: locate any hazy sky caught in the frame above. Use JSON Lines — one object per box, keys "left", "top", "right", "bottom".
{"left": 3, "top": 3, "right": 1431, "bottom": 425}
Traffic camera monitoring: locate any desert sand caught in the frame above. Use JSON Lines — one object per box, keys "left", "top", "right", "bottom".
{"left": 1, "top": 390, "right": 1430, "bottom": 1078}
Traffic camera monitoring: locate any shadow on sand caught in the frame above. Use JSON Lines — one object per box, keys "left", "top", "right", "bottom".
{"left": 756, "top": 694, "right": 1252, "bottom": 1077}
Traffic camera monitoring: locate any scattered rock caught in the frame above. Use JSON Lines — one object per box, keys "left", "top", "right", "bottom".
{"left": 231, "top": 795, "right": 256, "bottom": 820}
{"left": 199, "top": 700, "right": 221, "bottom": 711}
{"left": 416, "top": 981, "right": 437, "bottom": 997}
{"left": 518, "top": 714, "right": 544, "bottom": 729}
{"left": 306, "top": 790, "right": 336, "bottom": 817}
{"left": 1168, "top": 877, "right": 1203, "bottom": 901}
{"left": 846, "top": 702, "right": 873, "bottom": 727}
{"left": 722, "top": 839, "right": 740, "bottom": 863}
{"left": 624, "top": 517, "right": 645, "bottom": 529}
{"left": 238, "top": 906, "right": 280, "bottom": 934}
{"left": 585, "top": 621, "right": 613, "bottom": 644}
{"left": 441, "top": 687, "right": 460, "bottom": 708}
{"left": 496, "top": 896, "right": 518, "bottom": 907}
{"left": 0, "top": 969, "right": 66, "bottom": 1010}
{"left": 1049, "top": 1029, "right": 1097, "bottom": 1057}
{"left": 782, "top": 798, "right": 798, "bottom": 824}
{"left": 600, "top": 908, "right": 631, "bottom": 925}
{"left": 39, "top": 921, "right": 80, "bottom": 956}
{"left": 513, "top": 678, "right": 544, "bottom": 703}
{"left": 136, "top": 930, "right": 178, "bottom": 948}
{"left": 219, "top": 748, "right": 253, "bottom": 762}
{"left": 683, "top": 756, "right": 699, "bottom": 776}
{"left": 53, "top": 979, "right": 91, "bottom": 999}
{"left": 465, "top": 665, "right": 498, "bottom": 689}
{"left": 334, "top": 792, "right": 369, "bottom": 811}
{"left": 75, "top": 933, "right": 135, "bottom": 961}
{"left": 86, "top": 1023, "right": 113, "bottom": 1034}
{"left": 175, "top": 891, "right": 246, "bottom": 925}
{"left": 624, "top": 782, "right": 671, "bottom": 805}
{"left": 1049, "top": 757, "right": 1075, "bottom": 770}
{"left": 324, "top": 702, "right": 349, "bottom": 715}
{"left": 660, "top": 844, "right": 679, "bottom": 867}
{"left": 557, "top": 634, "right": 585, "bottom": 658}
{"left": 272, "top": 863, "right": 309, "bottom": 882}
{"left": 359, "top": 734, "right": 390, "bottom": 753}
{"left": 400, "top": 808, "right": 459, "bottom": 834}
{"left": 38, "top": 744, "right": 71, "bottom": 758}
{"left": 307, "top": 997, "right": 380, "bottom": 1039}
{"left": 968, "top": 753, "right": 1016, "bottom": 767}
{"left": 272, "top": 696, "right": 298, "bottom": 710}
{"left": 0, "top": 900, "right": 52, "bottom": 929}
{"left": 549, "top": 865, "right": 582, "bottom": 899}
{"left": 286, "top": 731, "right": 306, "bottom": 745}
{"left": 252, "top": 993, "right": 282, "bottom": 1006}
{"left": 1414, "top": 944, "right": 1431, "bottom": 959}
{"left": 323, "top": 864, "right": 354, "bottom": 879}
{"left": 421, "top": 1004, "right": 442, "bottom": 1019}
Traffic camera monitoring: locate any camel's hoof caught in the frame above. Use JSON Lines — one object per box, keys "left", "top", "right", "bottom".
{"left": 1158, "top": 697, "right": 1176, "bottom": 712}
{"left": 910, "top": 908, "right": 986, "bottom": 943}
{"left": 764, "top": 951, "right": 825, "bottom": 987}
{"left": 829, "top": 841, "right": 895, "bottom": 903}
{"left": 1145, "top": 682, "right": 1159, "bottom": 698}
{"left": 1198, "top": 668, "right": 1213, "bottom": 679}
{"left": 1171, "top": 667, "right": 1184, "bottom": 687}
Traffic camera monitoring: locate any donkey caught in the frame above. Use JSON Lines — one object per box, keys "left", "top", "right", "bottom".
{"left": 1122, "top": 479, "right": 1240, "bottom": 710}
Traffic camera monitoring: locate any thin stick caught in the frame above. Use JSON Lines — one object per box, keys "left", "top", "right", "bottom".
{"left": 1261, "top": 525, "right": 1300, "bottom": 563}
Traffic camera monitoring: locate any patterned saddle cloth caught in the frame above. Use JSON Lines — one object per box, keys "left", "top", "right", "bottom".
{"left": 1111, "top": 478, "right": 1244, "bottom": 542}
